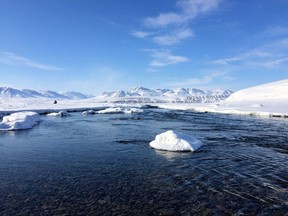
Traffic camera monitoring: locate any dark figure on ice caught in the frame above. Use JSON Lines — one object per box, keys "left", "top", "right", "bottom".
{"left": 54, "top": 100, "right": 57, "bottom": 104}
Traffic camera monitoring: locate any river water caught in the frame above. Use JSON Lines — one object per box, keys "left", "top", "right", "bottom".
{"left": 1, "top": 108, "right": 288, "bottom": 215}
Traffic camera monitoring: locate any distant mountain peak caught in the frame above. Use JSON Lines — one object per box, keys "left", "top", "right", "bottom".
{"left": 95, "top": 86, "right": 233, "bottom": 103}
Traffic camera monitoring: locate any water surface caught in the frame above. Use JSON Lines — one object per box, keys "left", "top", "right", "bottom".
{"left": 1, "top": 108, "right": 288, "bottom": 215}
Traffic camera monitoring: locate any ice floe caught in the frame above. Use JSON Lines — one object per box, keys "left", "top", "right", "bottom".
{"left": 82, "top": 110, "right": 96, "bottom": 115}
{"left": 0, "top": 111, "right": 40, "bottom": 131}
{"left": 97, "top": 107, "right": 143, "bottom": 114}
{"left": 47, "top": 111, "right": 70, "bottom": 117}
{"left": 150, "top": 130, "right": 203, "bottom": 152}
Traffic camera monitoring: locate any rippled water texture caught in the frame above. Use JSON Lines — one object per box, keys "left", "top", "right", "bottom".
{"left": 1, "top": 108, "right": 288, "bottom": 215}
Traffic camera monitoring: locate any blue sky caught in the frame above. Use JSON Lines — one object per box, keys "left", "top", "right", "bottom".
{"left": 0, "top": 0, "right": 288, "bottom": 94}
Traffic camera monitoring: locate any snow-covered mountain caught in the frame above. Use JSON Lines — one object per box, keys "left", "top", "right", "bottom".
{"left": 62, "top": 91, "right": 91, "bottom": 99}
{"left": 95, "top": 86, "right": 233, "bottom": 103}
{"left": 0, "top": 87, "right": 29, "bottom": 98}
{"left": 0, "top": 87, "right": 91, "bottom": 100}
{"left": 1, "top": 86, "right": 233, "bottom": 103}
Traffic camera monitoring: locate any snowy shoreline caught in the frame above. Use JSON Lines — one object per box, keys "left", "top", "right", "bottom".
{"left": 156, "top": 103, "right": 288, "bottom": 118}
{"left": 0, "top": 99, "right": 287, "bottom": 119}
{"left": 1, "top": 79, "right": 287, "bottom": 119}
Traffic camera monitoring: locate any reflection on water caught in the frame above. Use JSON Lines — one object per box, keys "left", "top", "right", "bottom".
{"left": 0, "top": 109, "right": 288, "bottom": 215}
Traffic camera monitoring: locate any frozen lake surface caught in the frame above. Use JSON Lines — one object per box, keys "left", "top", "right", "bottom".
{"left": 1, "top": 108, "right": 288, "bottom": 215}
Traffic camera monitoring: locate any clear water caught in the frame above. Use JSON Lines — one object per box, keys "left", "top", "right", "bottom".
{"left": 1, "top": 108, "right": 288, "bottom": 215}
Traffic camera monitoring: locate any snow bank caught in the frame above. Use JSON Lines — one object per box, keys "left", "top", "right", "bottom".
{"left": 97, "top": 107, "right": 143, "bottom": 114}
{"left": 226, "top": 79, "right": 288, "bottom": 102}
{"left": 47, "top": 111, "right": 70, "bottom": 117}
{"left": 150, "top": 130, "right": 203, "bottom": 152}
{"left": 0, "top": 111, "right": 40, "bottom": 131}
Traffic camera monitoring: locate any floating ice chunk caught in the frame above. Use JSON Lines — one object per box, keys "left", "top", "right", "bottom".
{"left": 97, "top": 107, "right": 143, "bottom": 114}
{"left": 150, "top": 130, "right": 203, "bottom": 152}
{"left": 47, "top": 111, "right": 69, "bottom": 117}
{"left": 0, "top": 111, "right": 40, "bottom": 131}
{"left": 97, "top": 107, "right": 123, "bottom": 114}
{"left": 82, "top": 110, "right": 96, "bottom": 115}
{"left": 123, "top": 107, "right": 143, "bottom": 114}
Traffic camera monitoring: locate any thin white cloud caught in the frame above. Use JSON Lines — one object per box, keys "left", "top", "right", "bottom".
{"left": 262, "top": 26, "right": 288, "bottom": 38}
{"left": 260, "top": 57, "right": 288, "bottom": 68}
{"left": 153, "top": 28, "right": 193, "bottom": 45}
{"left": 0, "top": 51, "right": 64, "bottom": 71}
{"left": 214, "top": 26, "right": 288, "bottom": 72}
{"left": 131, "top": 30, "right": 154, "bottom": 39}
{"left": 214, "top": 57, "right": 243, "bottom": 65}
{"left": 267, "top": 37, "right": 288, "bottom": 50}
{"left": 132, "top": 0, "right": 221, "bottom": 47}
{"left": 144, "top": 12, "right": 186, "bottom": 28}
{"left": 145, "top": 49, "right": 189, "bottom": 67}
{"left": 144, "top": 0, "right": 221, "bottom": 28}
{"left": 213, "top": 50, "right": 274, "bottom": 65}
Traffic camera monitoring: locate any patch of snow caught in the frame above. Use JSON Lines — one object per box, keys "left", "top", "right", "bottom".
{"left": 47, "top": 111, "right": 70, "bottom": 117}
{"left": 0, "top": 111, "right": 40, "bottom": 131}
{"left": 150, "top": 130, "right": 203, "bottom": 152}
{"left": 97, "top": 107, "right": 143, "bottom": 114}
{"left": 82, "top": 110, "right": 96, "bottom": 115}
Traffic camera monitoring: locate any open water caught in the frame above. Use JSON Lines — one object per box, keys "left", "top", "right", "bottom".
{"left": 0, "top": 108, "right": 288, "bottom": 215}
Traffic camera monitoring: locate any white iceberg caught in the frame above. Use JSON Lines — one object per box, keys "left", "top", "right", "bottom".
{"left": 47, "top": 110, "right": 69, "bottom": 117}
{"left": 97, "top": 107, "right": 143, "bottom": 114}
{"left": 150, "top": 130, "right": 203, "bottom": 152}
{"left": 0, "top": 111, "right": 40, "bottom": 131}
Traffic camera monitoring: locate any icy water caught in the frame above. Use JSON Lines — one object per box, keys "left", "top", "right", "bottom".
{"left": 1, "top": 108, "right": 288, "bottom": 215}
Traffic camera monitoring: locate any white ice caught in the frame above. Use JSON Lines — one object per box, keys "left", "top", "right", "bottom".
{"left": 0, "top": 111, "right": 40, "bottom": 131}
{"left": 47, "top": 111, "right": 70, "bottom": 117}
{"left": 150, "top": 130, "right": 203, "bottom": 152}
{"left": 97, "top": 107, "right": 143, "bottom": 114}
{"left": 82, "top": 110, "right": 96, "bottom": 115}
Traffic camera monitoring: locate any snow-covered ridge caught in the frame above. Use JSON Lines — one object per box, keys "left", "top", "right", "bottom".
{"left": 0, "top": 87, "right": 91, "bottom": 99}
{"left": 225, "top": 79, "right": 288, "bottom": 102}
{"left": 95, "top": 86, "right": 233, "bottom": 103}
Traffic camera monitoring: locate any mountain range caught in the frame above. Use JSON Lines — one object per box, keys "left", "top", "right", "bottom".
{"left": 0, "top": 86, "right": 233, "bottom": 103}
{"left": 95, "top": 86, "right": 233, "bottom": 103}
{"left": 0, "top": 87, "right": 91, "bottom": 100}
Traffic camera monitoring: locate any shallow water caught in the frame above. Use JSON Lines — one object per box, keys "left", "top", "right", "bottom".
{"left": 0, "top": 108, "right": 288, "bottom": 215}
